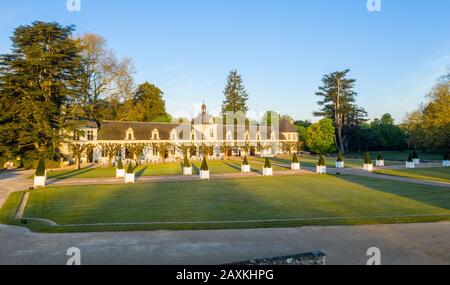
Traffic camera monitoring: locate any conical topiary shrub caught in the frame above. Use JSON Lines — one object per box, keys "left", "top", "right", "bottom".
{"left": 34, "top": 159, "right": 46, "bottom": 188}
{"left": 183, "top": 154, "right": 191, "bottom": 168}
{"left": 264, "top": 158, "right": 272, "bottom": 168}
{"left": 375, "top": 153, "right": 384, "bottom": 167}
{"left": 243, "top": 155, "right": 249, "bottom": 165}
{"left": 117, "top": 159, "right": 124, "bottom": 169}
{"left": 336, "top": 152, "right": 343, "bottom": 162}
{"left": 377, "top": 154, "right": 383, "bottom": 161}
{"left": 318, "top": 154, "right": 326, "bottom": 166}
{"left": 412, "top": 150, "right": 419, "bottom": 159}
{"left": 199, "top": 157, "right": 210, "bottom": 180}
{"left": 200, "top": 157, "right": 209, "bottom": 171}
{"left": 127, "top": 163, "right": 134, "bottom": 174}
{"left": 35, "top": 159, "right": 46, "bottom": 177}
{"left": 364, "top": 152, "right": 372, "bottom": 164}
{"left": 292, "top": 153, "right": 299, "bottom": 164}
{"left": 407, "top": 153, "right": 413, "bottom": 162}
{"left": 444, "top": 152, "right": 449, "bottom": 161}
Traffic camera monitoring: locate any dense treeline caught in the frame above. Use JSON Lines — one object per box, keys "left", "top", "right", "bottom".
{"left": 0, "top": 22, "right": 169, "bottom": 162}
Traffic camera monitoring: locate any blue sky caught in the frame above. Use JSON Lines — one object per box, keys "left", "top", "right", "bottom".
{"left": 1, "top": 0, "right": 449, "bottom": 122}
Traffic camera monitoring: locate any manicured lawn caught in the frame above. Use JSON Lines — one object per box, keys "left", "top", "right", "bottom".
{"left": 345, "top": 151, "right": 443, "bottom": 161}
{"left": 257, "top": 154, "right": 401, "bottom": 169}
{"left": 16, "top": 175, "right": 450, "bottom": 232}
{"left": 374, "top": 168, "right": 450, "bottom": 183}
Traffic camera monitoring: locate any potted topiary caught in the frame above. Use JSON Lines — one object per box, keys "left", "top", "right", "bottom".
{"left": 125, "top": 163, "right": 135, "bottom": 183}
{"left": 199, "top": 157, "right": 210, "bottom": 180}
{"left": 335, "top": 152, "right": 344, "bottom": 169}
{"left": 375, "top": 153, "right": 384, "bottom": 167}
{"left": 442, "top": 152, "right": 450, "bottom": 167}
{"left": 241, "top": 155, "right": 251, "bottom": 173}
{"left": 316, "top": 154, "right": 327, "bottom": 174}
{"left": 363, "top": 152, "right": 373, "bottom": 172}
{"left": 34, "top": 159, "right": 46, "bottom": 188}
{"left": 291, "top": 153, "right": 300, "bottom": 170}
{"left": 116, "top": 159, "right": 125, "bottom": 178}
{"left": 406, "top": 153, "right": 415, "bottom": 169}
{"left": 182, "top": 154, "right": 192, "bottom": 175}
{"left": 412, "top": 150, "right": 420, "bottom": 165}
{"left": 263, "top": 158, "right": 273, "bottom": 176}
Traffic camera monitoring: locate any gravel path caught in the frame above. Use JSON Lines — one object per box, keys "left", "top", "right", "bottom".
{"left": 0, "top": 222, "right": 448, "bottom": 265}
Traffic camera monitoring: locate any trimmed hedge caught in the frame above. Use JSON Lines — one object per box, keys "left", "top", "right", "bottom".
{"left": 317, "top": 154, "right": 326, "bottom": 166}
{"left": 200, "top": 157, "right": 209, "bottom": 171}
{"left": 336, "top": 152, "right": 343, "bottom": 162}
{"left": 35, "top": 159, "right": 46, "bottom": 176}
{"left": 364, "top": 152, "right": 372, "bottom": 164}
{"left": 264, "top": 158, "right": 272, "bottom": 168}
{"left": 292, "top": 153, "right": 299, "bottom": 164}
{"left": 117, "top": 159, "right": 124, "bottom": 170}
{"left": 242, "top": 156, "right": 249, "bottom": 166}
{"left": 127, "top": 163, "right": 134, "bottom": 174}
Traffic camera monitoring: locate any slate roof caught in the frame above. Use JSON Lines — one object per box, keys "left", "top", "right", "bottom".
{"left": 97, "top": 121, "right": 181, "bottom": 140}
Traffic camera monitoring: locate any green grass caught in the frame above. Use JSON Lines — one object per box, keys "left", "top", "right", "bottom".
{"left": 14, "top": 175, "right": 450, "bottom": 233}
{"left": 345, "top": 151, "right": 443, "bottom": 161}
{"left": 0, "top": 192, "right": 24, "bottom": 225}
{"left": 374, "top": 168, "right": 450, "bottom": 183}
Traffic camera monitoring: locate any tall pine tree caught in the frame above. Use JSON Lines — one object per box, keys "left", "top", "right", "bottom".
{"left": 221, "top": 70, "right": 249, "bottom": 116}
{"left": 0, "top": 21, "right": 82, "bottom": 160}
{"left": 314, "top": 69, "right": 367, "bottom": 153}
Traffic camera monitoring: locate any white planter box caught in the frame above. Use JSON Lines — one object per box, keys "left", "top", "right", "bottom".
{"left": 443, "top": 160, "right": 450, "bottom": 167}
{"left": 34, "top": 174, "right": 46, "bottom": 188}
{"left": 363, "top": 164, "right": 373, "bottom": 172}
{"left": 413, "top": 159, "right": 420, "bottom": 165}
{"left": 291, "top": 163, "right": 300, "bottom": 170}
{"left": 124, "top": 173, "right": 135, "bottom": 184}
{"left": 316, "top": 165, "right": 327, "bottom": 174}
{"left": 406, "top": 162, "right": 415, "bottom": 169}
{"left": 241, "top": 164, "right": 251, "bottom": 173}
{"left": 199, "top": 170, "right": 210, "bottom": 180}
{"left": 335, "top": 161, "right": 344, "bottom": 169}
{"left": 263, "top": 168, "right": 273, "bottom": 176}
{"left": 375, "top": 160, "right": 384, "bottom": 167}
{"left": 183, "top": 167, "right": 192, "bottom": 176}
{"left": 116, "top": 168, "right": 125, "bottom": 178}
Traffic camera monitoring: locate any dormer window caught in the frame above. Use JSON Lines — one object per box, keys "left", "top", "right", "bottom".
{"left": 152, "top": 129, "right": 160, "bottom": 140}
{"left": 170, "top": 129, "right": 177, "bottom": 140}
{"left": 125, "top": 128, "right": 135, "bottom": 140}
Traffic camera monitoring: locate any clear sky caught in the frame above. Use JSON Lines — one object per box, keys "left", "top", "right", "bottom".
{"left": 1, "top": 0, "right": 449, "bottom": 122}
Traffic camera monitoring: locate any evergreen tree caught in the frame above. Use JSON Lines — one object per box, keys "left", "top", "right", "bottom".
{"left": 0, "top": 22, "right": 82, "bottom": 159}
{"left": 292, "top": 153, "right": 299, "bottom": 164}
{"left": 35, "top": 159, "right": 46, "bottom": 176}
{"left": 364, "top": 152, "right": 372, "bottom": 164}
{"left": 242, "top": 155, "right": 249, "bottom": 165}
{"left": 132, "top": 82, "right": 170, "bottom": 122}
{"left": 221, "top": 70, "right": 249, "bottom": 115}
{"left": 377, "top": 153, "right": 383, "bottom": 161}
{"left": 314, "top": 69, "right": 367, "bottom": 153}
{"left": 264, "top": 158, "right": 272, "bottom": 168}
{"left": 183, "top": 154, "right": 191, "bottom": 168}
{"left": 336, "top": 152, "right": 344, "bottom": 162}
{"left": 126, "top": 163, "right": 134, "bottom": 174}
{"left": 117, "top": 159, "right": 124, "bottom": 170}
{"left": 200, "top": 157, "right": 209, "bottom": 171}
{"left": 318, "top": 154, "right": 326, "bottom": 166}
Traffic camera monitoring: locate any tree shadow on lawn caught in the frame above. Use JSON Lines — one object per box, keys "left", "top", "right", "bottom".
{"left": 333, "top": 174, "right": 450, "bottom": 211}
{"left": 135, "top": 166, "right": 148, "bottom": 178}
{"left": 49, "top": 167, "right": 96, "bottom": 180}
